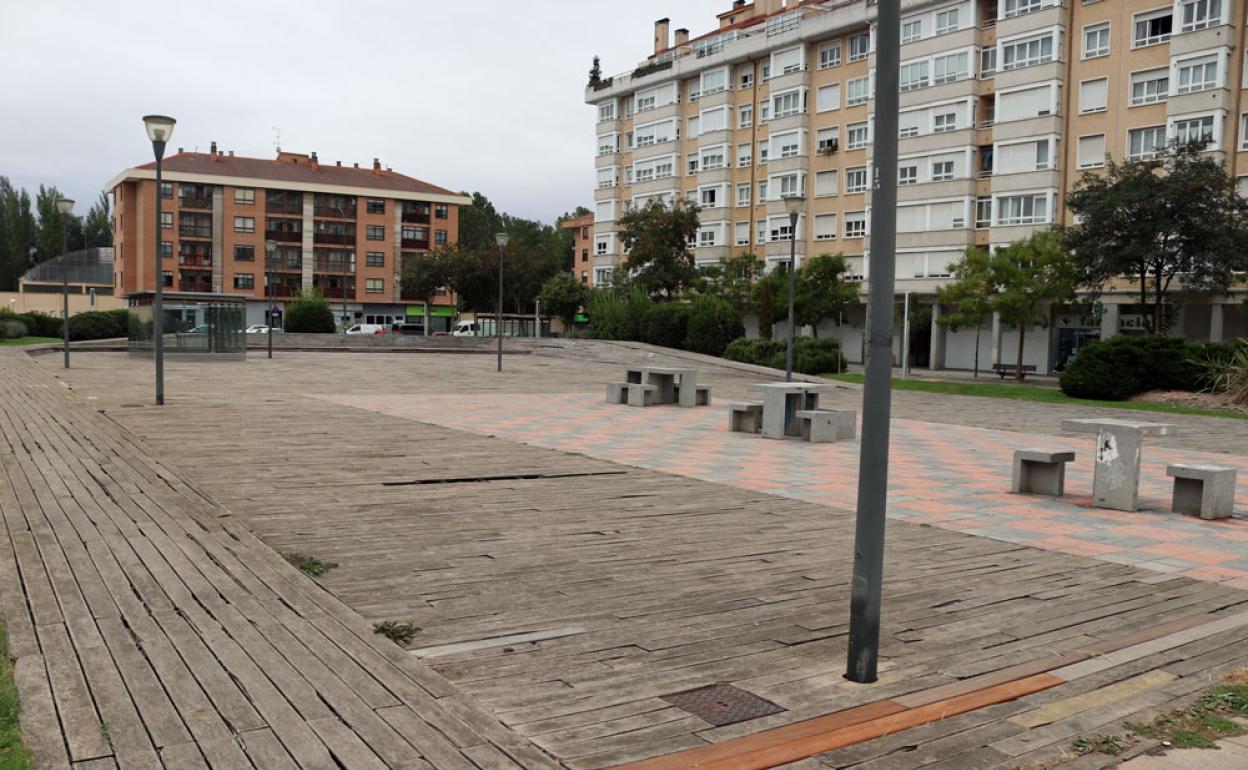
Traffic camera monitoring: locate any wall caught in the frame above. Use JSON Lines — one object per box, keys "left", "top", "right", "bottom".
{"left": 1, "top": 291, "right": 125, "bottom": 317}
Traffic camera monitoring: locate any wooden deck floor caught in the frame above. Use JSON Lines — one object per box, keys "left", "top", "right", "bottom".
{"left": 0, "top": 352, "right": 561, "bottom": 769}
{"left": 30, "top": 348, "right": 1248, "bottom": 770}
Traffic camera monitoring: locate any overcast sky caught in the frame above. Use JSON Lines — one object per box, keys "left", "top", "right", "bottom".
{"left": 0, "top": 0, "right": 728, "bottom": 223}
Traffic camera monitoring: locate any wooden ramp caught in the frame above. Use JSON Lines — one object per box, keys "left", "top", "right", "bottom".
{"left": 0, "top": 354, "right": 562, "bottom": 769}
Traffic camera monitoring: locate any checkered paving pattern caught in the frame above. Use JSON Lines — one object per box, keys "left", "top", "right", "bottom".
{"left": 321, "top": 392, "right": 1248, "bottom": 589}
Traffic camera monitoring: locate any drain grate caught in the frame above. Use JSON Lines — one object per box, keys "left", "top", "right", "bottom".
{"left": 661, "top": 683, "right": 785, "bottom": 727}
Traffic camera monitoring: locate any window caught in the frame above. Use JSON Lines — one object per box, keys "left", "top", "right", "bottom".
{"left": 933, "top": 52, "right": 968, "bottom": 84}
{"left": 816, "top": 127, "right": 838, "bottom": 153}
{"left": 688, "top": 116, "right": 700, "bottom": 139}
{"left": 160, "top": 212, "right": 172, "bottom": 229}
{"left": 233, "top": 273, "right": 255, "bottom": 290}
{"left": 1131, "top": 68, "right": 1169, "bottom": 105}
{"left": 1003, "top": 0, "right": 1045, "bottom": 18}
{"left": 816, "top": 170, "right": 838, "bottom": 196}
{"left": 981, "top": 48, "right": 998, "bottom": 78}
{"left": 739, "top": 105, "right": 753, "bottom": 128}
{"left": 844, "top": 212, "right": 866, "bottom": 238}
{"left": 773, "top": 46, "right": 804, "bottom": 75}
{"left": 899, "top": 165, "right": 918, "bottom": 185}
{"left": 701, "top": 67, "right": 728, "bottom": 95}
{"left": 847, "top": 122, "right": 870, "bottom": 149}
{"left": 595, "top": 237, "right": 609, "bottom": 256}
{"left": 738, "top": 143, "right": 753, "bottom": 167}
{"left": 159, "top": 182, "right": 173, "bottom": 199}
{"left": 759, "top": 100, "right": 771, "bottom": 123}
{"left": 1079, "top": 78, "right": 1108, "bottom": 113}
{"left": 367, "top": 225, "right": 385, "bottom": 240}
{"left": 1128, "top": 125, "right": 1167, "bottom": 159}
{"left": 931, "top": 160, "right": 954, "bottom": 181}
{"left": 699, "top": 186, "right": 720, "bottom": 208}
{"left": 768, "top": 217, "right": 793, "bottom": 243}
{"left": 234, "top": 245, "right": 255, "bottom": 261}
{"left": 901, "top": 61, "right": 930, "bottom": 91}
{"left": 1173, "top": 115, "right": 1216, "bottom": 148}
{"left": 1077, "top": 134, "right": 1106, "bottom": 168}
{"left": 847, "top": 76, "right": 870, "bottom": 106}
{"left": 819, "top": 42, "right": 841, "bottom": 69}
{"left": 698, "top": 229, "right": 717, "bottom": 248}
{"left": 233, "top": 216, "right": 255, "bottom": 233}
{"left": 759, "top": 181, "right": 769, "bottom": 202}
{"left": 735, "top": 222, "right": 751, "bottom": 246}
{"left": 846, "top": 167, "right": 868, "bottom": 193}
{"left": 737, "top": 183, "right": 752, "bottom": 207}
{"left": 701, "top": 145, "right": 727, "bottom": 170}
{"left": 366, "top": 251, "right": 385, "bottom": 267}
{"left": 361, "top": 199, "right": 383, "bottom": 215}
{"left": 762, "top": 63, "right": 771, "bottom": 83}
{"left": 997, "top": 84, "right": 1054, "bottom": 121}
{"left": 234, "top": 188, "right": 255, "bottom": 205}
{"left": 1176, "top": 56, "right": 1218, "bottom": 94}
{"left": 817, "top": 83, "right": 840, "bottom": 112}
{"left": 975, "top": 197, "right": 992, "bottom": 229}
{"left": 598, "top": 102, "right": 617, "bottom": 121}
{"left": 773, "top": 131, "right": 801, "bottom": 158}
{"left": 776, "top": 174, "right": 802, "bottom": 199}
{"left": 598, "top": 166, "right": 619, "bottom": 187}
{"left": 758, "top": 141, "right": 770, "bottom": 164}
{"left": 1083, "top": 24, "right": 1109, "bottom": 58}
{"left": 1134, "top": 10, "right": 1172, "bottom": 47}
{"left": 996, "top": 193, "right": 1049, "bottom": 225}
{"left": 1002, "top": 34, "right": 1055, "bottom": 70}
{"left": 902, "top": 20, "right": 922, "bottom": 44}
{"left": 1180, "top": 0, "right": 1222, "bottom": 33}
{"left": 700, "top": 106, "right": 728, "bottom": 133}
{"left": 1242, "top": 114, "right": 1248, "bottom": 150}
{"left": 849, "top": 33, "right": 870, "bottom": 62}
{"left": 936, "top": 8, "right": 959, "bottom": 34}
{"left": 366, "top": 278, "right": 384, "bottom": 294}
{"left": 740, "top": 67, "right": 754, "bottom": 89}
{"left": 756, "top": 220, "right": 767, "bottom": 244}
{"left": 933, "top": 111, "right": 958, "bottom": 132}
{"left": 435, "top": 204, "right": 448, "bottom": 219}
{"left": 159, "top": 241, "right": 173, "bottom": 258}
{"left": 773, "top": 89, "right": 803, "bottom": 118}
{"left": 815, "top": 214, "right": 837, "bottom": 241}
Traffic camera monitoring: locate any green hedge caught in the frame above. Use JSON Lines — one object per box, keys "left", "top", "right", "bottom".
{"left": 684, "top": 296, "right": 743, "bottom": 357}
{"left": 642, "top": 303, "right": 690, "bottom": 349}
{"left": 284, "top": 290, "right": 336, "bottom": 333}
{"left": 67, "top": 309, "right": 130, "bottom": 341}
{"left": 1059, "top": 336, "right": 1242, "bottom": 400}
{"left": 724, "top": 336, "right": 847, "bottom": 375}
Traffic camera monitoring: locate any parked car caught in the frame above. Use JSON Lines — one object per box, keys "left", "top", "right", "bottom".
{"left": 344, "top": 324, "right": 386, "bottom": 335}
{"left": 188, "top": 324, "right": 210, "bottom": 334}
{"left": 389, "top": 322, "right": 426, "bottom": 335}
{"left": 245, "top": 324, "right": 273, "bottom": 334}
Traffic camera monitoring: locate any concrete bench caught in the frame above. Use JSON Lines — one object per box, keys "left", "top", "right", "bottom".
{"left": 625, "top": 383, "right": 657, "bottom": 407}
{"left": 1011, "top": 449, "right": 1076, "bottom": 497}
{"left": 1167, "top": 464, "right": 1237, "bottom": 520}
{"left": 675, "top": 384, "right": 712, "bottom": 406}
{"left": 728, "top": 402, "right": 764, "bottom": 433}
{"left": 795, "top": 409, "right": 856, "bottom": 443}
{"left": 606, "top": 382, "right": 627, "bottom": 405}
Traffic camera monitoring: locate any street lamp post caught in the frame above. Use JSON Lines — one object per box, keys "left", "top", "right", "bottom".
{"left": 56, "top": 197, "right": 74, "bottom": 369}
{"left": 783, "top": 195, "right": 805, "bottom": 382}
{"left": 495, "top": 232, "right": 509, "bottom": 373}
{"left": 143, "top": 115, "right": 176, "bottom": 406}
{"left": 265, "top": 240, "right": 277, "bottom": 359}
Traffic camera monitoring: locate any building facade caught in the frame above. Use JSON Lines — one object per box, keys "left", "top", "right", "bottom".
{"left": 561, "top": 213, "right": 596, "bottom": 286}
{"left": 107, "top": 145, "right": 469, "bottom": 329}
{"left": 585, "top": 0, "right": 1247, "bottom": 371}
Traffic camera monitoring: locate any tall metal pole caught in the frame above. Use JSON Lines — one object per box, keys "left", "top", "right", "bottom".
{"left": 153, "top": 148, "right": 166, "bottom": 406}
{"left": 496, "top": 242, "right": 504, "bottom": 372}
{"left": 846, "top": 0, "right": 900, "bottom": 684}
{"left": 901, "top": 291, "right": 911, "bottom": 379}
{"left": 62, "top": 223, "right": 69, "bottom": 369}
{"left": 786, "top": 211, "right": 797, "bottom": 382}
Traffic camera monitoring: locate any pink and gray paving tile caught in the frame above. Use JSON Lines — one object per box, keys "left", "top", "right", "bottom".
{"left": 321, "top": 392, "right": 1248, "bottom": 589}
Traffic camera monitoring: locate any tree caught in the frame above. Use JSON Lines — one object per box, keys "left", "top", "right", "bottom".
{"left": 936, "top": 247, "right": 994, "bottom": 378}
{"left": 618, "top": 200, "right": 700, "bottom": 300}
{"left": 1066, "top": 139, "right": 1248, "bottom": 335}
{"left": 0, "top": 181, "right": 37, "bottom": 290}
{"left": 83, "top": 191, "right": 113, "bottom": 248}
{"left": 498, "top": 216, "right": 563, "bottom": 314}
{"left": 35, "top": 184, "right": 68, "bottom": 264}
{"left": 938, "top": 231, "right": 1077, "bottom": 381}
{"left": 401, "top": 248, "right": 452, "bottom": 335}
{"left": 457, "top": 192, "right": 504, "bottom": 253}
{"left": 284, "top": 288, "right": 336, "bottom": 333}
{"left": 794, "top": 254, "right": 860, "bottom": 337}
{"left": 702, "top": 253, "right": 763, "bottom": 315}
{"left": 536, "top": 273, "right": 589, "bottom": 328}
{"left": 588, "top": 55, "right": 603, "bottom": 87}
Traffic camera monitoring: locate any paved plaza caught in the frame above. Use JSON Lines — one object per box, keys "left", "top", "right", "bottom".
{"left": 8, "top": 341, "right": 1248, "bottom": 769}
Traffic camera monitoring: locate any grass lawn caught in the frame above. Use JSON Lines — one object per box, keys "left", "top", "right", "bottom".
{"left": 0, "top": 337, "right": 61, "bottom": 347}
{"left": 824, "top": 373, "right": 1248, "bottom": 420}
{"left": 0, "top": 624, "right": 32, "bottom": 769}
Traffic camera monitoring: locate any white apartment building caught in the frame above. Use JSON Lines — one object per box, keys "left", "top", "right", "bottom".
{"left": 585, "top": 0, "right": 1247, "bottom": 372}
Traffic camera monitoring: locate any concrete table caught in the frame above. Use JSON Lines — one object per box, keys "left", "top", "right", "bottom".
{"left": 626, "top": 367, "right": 699, "bottom": 407}
{"left": 1061, "top": 418, "right": 1175, "bottom": 512}
{"left": 752, "top": 383, "right": 838, "bottom": 439}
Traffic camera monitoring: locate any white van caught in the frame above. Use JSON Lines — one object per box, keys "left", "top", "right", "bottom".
{"left": 344, "top": 324, "right": 385, "bottom": 335}
{"left": 452, "top": 320, "right": 481, "bottom": 337}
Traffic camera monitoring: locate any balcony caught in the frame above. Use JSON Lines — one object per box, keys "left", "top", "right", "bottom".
{"left": 313, "top": 258, "right": 356, "bottom": 274}
{"left": 314, "top": 205, "right": 357, "bottom": 219}
{"left": 268, "top": 285, "right": 299, "bottom": 298}
{"left": 177, "top": 271, "right": 213, "bottom": 293}
{"left": 266, "top": 229, "right": 302, "bottom": 243}
{"left": 401, "top": 209, "right": 431, "bottom": 224}
{"left": 266, "top": 201, "right": 303, "bottom": 215}
{"left": 314, "top": 232, "right": 355, "bottom": 246}
{"left": 179, "top": 195, "right": 213, "bottom": 210}
{"left": 401, "top": 238, "right": 430, "bottom": 250}
{"left": 178, "top": 255, "right": 213, "bottom": 268}
{"left": 179, "top": 225, "right": 212, "bottom": 239}
{"left": 317, "top": 287, "right": 349, "bottom": 299}
{"left": 266, "top": 258, "right": 303, "bottom": 273}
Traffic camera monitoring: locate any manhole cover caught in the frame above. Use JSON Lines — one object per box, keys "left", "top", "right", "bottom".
{"left": 661, "top": 683, "right": 785, "bottom": 727}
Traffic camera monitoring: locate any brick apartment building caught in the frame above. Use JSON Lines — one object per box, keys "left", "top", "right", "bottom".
{"left": 561, "top": 213, "right": 596, "bottom": 286}
{"left": 585, "top": 0, "right": 1248, "bottom": 372}
{"left": 107, "top": 144, "right": 470, "bottom": 329}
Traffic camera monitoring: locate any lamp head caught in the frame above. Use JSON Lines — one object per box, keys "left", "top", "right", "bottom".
{"left": 495, "top": 232, "right": 510, "bottom": 247}
{"left": 56, "top": 197, "right": 75, "bottom": 216}
{"left": 783, "top": 195, "right": 806, "bottom": 217}
{"left": 142, "top": 115, "right": 176, "bottom": 145}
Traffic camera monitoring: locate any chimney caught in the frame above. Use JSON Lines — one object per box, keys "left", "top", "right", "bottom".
{"left": 177, "top": 147, "right": 184, "bottom": 154}
{"left": 654, "top": 18, "right": 670, "bottom": 54}
{"left": 209, "top": 140, "right": 218, "bottom": 158}
{"left": 310, "top": 151, "right": 319, "bottom": 167}
{"left": 675, "top": 28, "right": 689, "bottom": 46}
{"left": 228, "top": 150, "right": 234, "bottom": 157}
{"left": 372, "top": 157, "right": 381, "bottom": 172}
{"left": 353, "top": 162, "right": 359, "bottom": 168}
{"left": 336, "top": 160, "right": 341, "bottom": 166}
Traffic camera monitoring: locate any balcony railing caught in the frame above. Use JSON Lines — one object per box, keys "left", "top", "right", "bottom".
{"left": 268, "top": 285, "right": 299, "bottom": 298}
{"left": 314, "top": 205, "right": 357, "bottom": 219}
{"left": 401, "top": 210, "right": 431, "bottom": 224}
{"left": 266, "top": 230, "right": 302, "bottom": 243}
{"left": 265, "top": 201, "right": 303, "bottom": 215}
{"left": 266, "top": 257, "right": 303, "bottom": 272}
{"left": 317, "top": 287, "right": 350, "bottom": 299}
{"left": 313, "top": 232, "right": 355, "bottom": 245}
{"left": 401, "top": 238, "right": 430, "bottom": 250}
{"left": 178, "top": 255, "right": 213, "bottom": 268}
{"left": 179, "top": 196, "right": 212, "bottom": 209}
{"left": 313, "top": 259, "right": 356, "bottom": 273}
{"left": 179, "top": 225, "right": 212, "bottom": 239}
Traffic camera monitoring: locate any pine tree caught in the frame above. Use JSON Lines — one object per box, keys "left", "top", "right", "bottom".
{"left": 34, "top": 184, "right": 67, "bottom": 263}
{"left": 83, "top": 191, "right": 113, "bottom": 248}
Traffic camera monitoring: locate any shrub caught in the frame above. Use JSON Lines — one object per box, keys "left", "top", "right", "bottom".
{"left": 284, "top": 289, "right": 336, "bottom": 333}
{"left": 17, "top": 312, "right": 62, "bottom": 338}
{"left": 724, "top": 336, "right": 846, "bottom": 374}
{"left": 724, "top": 337, "right": 786, "bottom": 369}
{"left": 0, "top": 319, "right": 28, "bottom": 339}
{"left": 67, "top": 310, "right": 129, "bottom": 341}
{"left": 1059, "top": 336, "right": 1238, "bottom": 400}
{"left": 642, "top": 302, "right": 690, "bottom": 349}
{"left": 1202, "top": 339, "right": 1248, "bottom": 404}
{"left": 587, "top": 288, "right": 651, "bottom": 341}
{"left": 373, "top": 620, "right": 419, "bottom": 647}
{"left": 684, "top": 296, "right": 744, "bottom": 357}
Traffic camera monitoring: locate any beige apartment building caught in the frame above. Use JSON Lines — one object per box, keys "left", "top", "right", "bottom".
{"left": 585, "top": 0, "right": 1247, "bottom": 371}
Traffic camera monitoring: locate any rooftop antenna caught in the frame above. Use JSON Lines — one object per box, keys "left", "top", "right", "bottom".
{"left": 273, "top": 126, "right": 282, "bottom": 153}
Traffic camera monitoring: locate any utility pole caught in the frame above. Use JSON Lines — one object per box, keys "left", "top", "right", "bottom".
{"left": 846, "top": 0, "right": 900, "bottom": 685}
